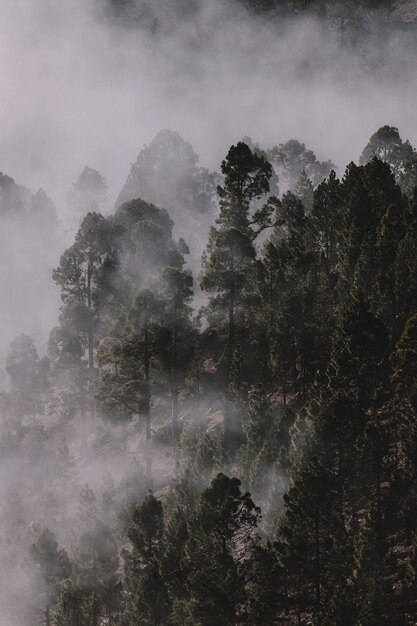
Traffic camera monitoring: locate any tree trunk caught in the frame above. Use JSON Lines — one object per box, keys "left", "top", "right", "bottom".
{"left": 89, "top": 370, "right": 96, "bottom": 436}
{"left": 144, "top": 324, "right": 152, "bottom": 481}
{"left": 87, "top": 253, "right": 96, "bottom": 436}
{"left": 376, "top": 432, "right": 382, "bottom": 527}
{"left": 92, "top": 592, "right": 99, "bottom": 626}
{"left": 171, "top": 308, "right": 179, "bottom": 442}
{"left": 315, "top": 510, "right": 321, "bottom": 623}
{"left": 227, "top": 287, "right": 235, "bottom": 382}
{"left": 88, "top": 330, "right": 94, "bottom": 370}
{"left": 87, "top": 253, "right": 94, "bottom": 370}
{"left": 79, "top": 363, "right": 87, "bottom": 452}
{"left": 171, "top": 381, "right": 179, "bottom": 443}
{"left": 122, "top": 420, "right": 128, "bottom": 451}
{"left": 297, "top": 572, "right": 302, "bottom": 626}
{"left": 338, "top": 436, "right": 345, "bottom": 529}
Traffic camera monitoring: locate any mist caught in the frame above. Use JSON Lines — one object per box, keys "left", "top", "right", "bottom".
{"left": 1, "top": 0, "right": 416, "bottom": 361}
{"left": 2, "top": 0, "right": 417, "bottom": 200}
{"left": 1, "top": 1, "right": 417, "bottom": 624}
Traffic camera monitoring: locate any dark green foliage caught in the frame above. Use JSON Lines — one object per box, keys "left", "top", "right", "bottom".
{"left": 69, "top": 486, "right": 120, "bottom": 625}
{"left": 391, "top": 312, "right": 417, "bottom": 407}
{"left": 246, "top": 541, "right": 281, "bottom": 625}
{"left": 53, "top": 581, "right": 86, "bottom": 626}
{"left": 269, "top": 139, "right": 335, "bottom": 192}
{"left": 360, "top": 125, "right": 414, "bottom": 180}
{"left": 5, "top": 334, "right": 48, "bottom": 429}
{"left": 277, "top": 458, "right": 345, "bottom": 623}
{"left": 294, "top": 170, "right": 314, "bottom": 211}
{"left": 29, "top": 527, "right": 71, "bottom": 625}
{"left": 123, "top": 492, "right": 170, "bottom": 626}
{"left": 201, "top": 142, "right": 276, "bottom": 388}
{"left": 312, "top": 169, "right": 342, "bottom": 264}
{"left": 128, "top": 492, "right": 164, "bottom": 560}
{"left": 185, "top": 473, "right": 261, "bottom": 625}
{"left": 9, "top": 127, "right": 417, "bottom": 626}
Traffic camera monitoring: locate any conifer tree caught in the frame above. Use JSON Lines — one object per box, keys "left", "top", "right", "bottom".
{"left": 246, "top": 541, "right": 281, "bottom": 626}
{"left": 160, "top": 506, "right": 189, "bottom": 612}
{"left": 294, "top": 169, "right": 314, "bottom": 211}
{"left": 66, "top": 167, "right": 107, "bottom": 219}
{"left": 96, "top": 288, "right": 160, "bottom": 469}
{"left": 277, "top": 458, "right": 342, "bottom": 624}
{"left": 123, "top": 492, "right": 170, "bottom": 626}
{"left": 71, "top": 486, "right": 119, "bottom": 626}
{"left": 29, "top": 527, "right": 71, "bottom": 626}
{"left": 360, "top": 125, "right": 414, "bottom": 179}
{"left": 374, "top": 202, "right": 405, "bottom": 340}
{"left": 185, "top": 473, "right": 261, "bottom": 625}
{"left": 53, "top": 581, "right": 86, "bottom": 626}
{"left": 201, "top": 142, "right": 275, "bottom": 381}
{"left": 312, "top": 169, "right": 342, "bottom": 264}
{"left": 6, "top": 334, "right": 47, "bottom": 431}
{"left": 153, "top": 265, "right": 196, "bottom": 441}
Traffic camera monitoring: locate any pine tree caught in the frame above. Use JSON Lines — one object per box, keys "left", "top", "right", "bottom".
{"left": 5, "top": 333, "right": 47, "bottom": 431}
{"left": 97, "top": 288, "right": 160, "bottom": 473}
{"left": 65, "top": 167, "right": 107, "bottom": 220}
{"left": 52, "top": 581, "right": 86, "bottom": 626}
{"left": 153, "top": 265, "right": 196, "bottom": 441}
{"left": 395, "top": 188, "right": 417, "bottom": 320}
{"left": 339, "top": 158, "right": 403, "bottom": 291}
{"left": 29, "top": 527, "right": 71, "bottom": 626}
{"left": 201, "top": 142, "right": 275, "bottom": 382}
{"left": 160, "top": 507, "right": 189, "bottom": 605}
{"left": 360, "top": 125, "right": 414, "bottom": 180}
{"left": 352, "top": 508, "right": 392, "bottom": 626}
{"left": 71, "top": 486, "right": 120, "bottom": 626}
{"left": 277, "top": 458, "right": 343, "bottom": 625}
{"left": 294, "top": 170, "right": 314, "bottom": 211}
{"left": 246, "top": 541, "right": 281, "bottom": 626}
{"left": 269, "top": 139, "right": 334, "bottom": 191}
{"left": 124, "top": 491, "right": 170, "bottom": 626}
{"left": 185, "top": 473, "right": 261, "bottom": 625}
{"left": 312, "top": 169, "right": 342, "bottom": 265}
{"left": 374, "top": 202, "right": 405, "bottom": 340}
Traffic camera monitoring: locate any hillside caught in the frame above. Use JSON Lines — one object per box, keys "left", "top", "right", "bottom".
{"left": 2, "top": 1, "right": 417, "bottom": 625}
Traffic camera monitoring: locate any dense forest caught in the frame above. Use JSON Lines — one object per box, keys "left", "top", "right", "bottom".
{"left": 3, "top": 1, "right": 417, "bottom": 625}
{"left": 2, "top": 123, "right": 417, "bottom": 625}
{"left": 107, "top": 0, "right": 410, "bottom": 20}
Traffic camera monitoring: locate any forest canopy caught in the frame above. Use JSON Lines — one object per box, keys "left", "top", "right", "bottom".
{"left": 1, "top": 122, "right": 417, "bottom": 624}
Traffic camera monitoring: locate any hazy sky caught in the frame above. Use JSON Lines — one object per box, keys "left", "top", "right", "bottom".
{"left": 1, "top": 0, "right": 417, "bottom": 363}
{"left": 1, "top": 0, "right": 417, "bottom": 209}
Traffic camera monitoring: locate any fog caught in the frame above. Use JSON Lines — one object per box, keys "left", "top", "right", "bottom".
{"left": 1, "top": 1, "right": 417, "bottom": 623}
{"left": 2, "top": 0, "right": 417, "bottom": 201}
{"left": 1, "top": 0, "right": 417, "bottom": 365}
